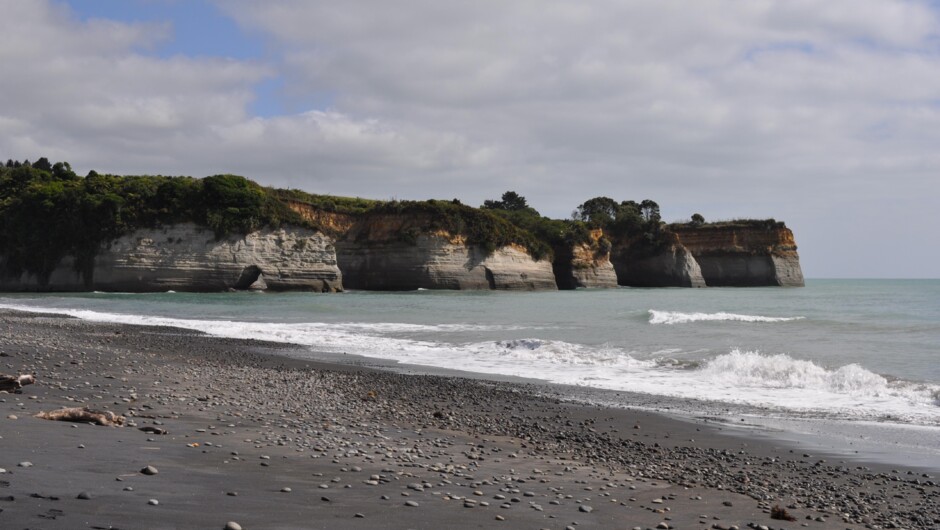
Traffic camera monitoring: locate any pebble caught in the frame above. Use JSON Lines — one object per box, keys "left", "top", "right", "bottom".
{"left": 77, "top": 491, "right": 92, "bottom": 500}
{"left": 18, "top": 462, "right": 32, "bottom": 468}
{"left": 579, "top": 505, "right": 593, "bottom": 513}
{"left": 405, "top": 500, "right": 419, "bottom": 507}
{"left": 281, "top": 487, "right": 292, "bottom": 493}
{"left": 224, "top": 523, "right": 242, "bottom": 530}
{"left": 148, "top": 499, "right": 160, "bottom": 506}
{"left": 141, "top": 465, "right": 159, "bottom": 475}
{"left": 7, "top": 415, "right": 17, "bottom": 420}
{"left": 495, "top": 515, "right": 506, "bottom": 521}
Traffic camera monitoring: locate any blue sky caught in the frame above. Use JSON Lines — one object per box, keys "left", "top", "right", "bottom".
{"left": 3, "top": 0, "right": 940, "bottom": 277}
{"left": 66, "top": 0, "right": 288, "bottom": 117}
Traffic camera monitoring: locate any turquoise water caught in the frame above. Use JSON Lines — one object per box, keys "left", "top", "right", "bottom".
{"left": 2, "top": 279, "right": 939, "bottom": 426}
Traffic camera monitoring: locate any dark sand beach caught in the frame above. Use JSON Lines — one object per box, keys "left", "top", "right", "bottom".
{"left": 1, "top": 309, "right": 937, "bottom": 529}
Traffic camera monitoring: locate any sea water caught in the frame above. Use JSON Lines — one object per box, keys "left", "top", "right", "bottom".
{"left": 2, "top": 280, "right": 938, "bottom": 465}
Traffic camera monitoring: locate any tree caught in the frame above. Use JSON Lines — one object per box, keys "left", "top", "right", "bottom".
{"left": 639, "top": 199, "right": 660, "bottom": 223}
{"left": 499, "top": 191, "right": 528, "bottom": 211}
{"left": 52, "top": 162, "right": 77, "bottom": 180}
{"left": 482, "top": 190, "right": 529, "bottom": 211}
{"left": 33, "top": 157, "right": 52, "bottom": 172}
{"left": 573, "top": 196, "right": 619, "bottom": 226}
{"left": 690, "top": 213, "right": 705, "bottom": 226}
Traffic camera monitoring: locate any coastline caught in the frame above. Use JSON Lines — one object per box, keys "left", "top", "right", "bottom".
{"left": 1, "top": 309, "right": 937, "bottom": 529}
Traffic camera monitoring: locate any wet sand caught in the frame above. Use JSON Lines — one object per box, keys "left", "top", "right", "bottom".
{"left": 0, "top": 310, "right": 937, "bottom": 529}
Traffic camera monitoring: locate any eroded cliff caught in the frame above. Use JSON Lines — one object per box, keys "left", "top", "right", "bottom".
{"left": 335, "top": 213, "right": 556, "bottom": 291}
{"left": 670, "top": 223, "right": 804, "bottom": 287}
{"left": 553, "top": 229, "right": 618, "bottom": 289}
{"left": 610, "top": 232, "right": 706, "bottom": 288}
{"left": 0, "top": 224, "right": 342, "bottom": 292}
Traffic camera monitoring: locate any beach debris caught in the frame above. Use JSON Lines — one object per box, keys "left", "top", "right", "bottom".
{"left": 35, "top": 407, "right": 125, "bottom": 426}
{"left": 363, "top": 390, "right": 377, "bottom": 401}
{"left": 770, "top": 504, "right": 796, "bottom": 521}
{"left": 138, "top": 425, "right": 168, "bottom": 435}
{"left": 0, "top": 374, "right": 34, "bottom": 393}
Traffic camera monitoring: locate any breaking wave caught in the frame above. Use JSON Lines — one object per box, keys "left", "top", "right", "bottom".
{"left": 649, "top": 310, "right": 804, "bottom": 325}
{"left": 1, "top": 303, "right": 937, "bottom": 424}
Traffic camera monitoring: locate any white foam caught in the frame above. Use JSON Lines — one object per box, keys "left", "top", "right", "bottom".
{"left": 2, "top": 303, "right": 937, "bottom": 425}
{"left": 649, "top": 310, "right": 804, "bottom": 325}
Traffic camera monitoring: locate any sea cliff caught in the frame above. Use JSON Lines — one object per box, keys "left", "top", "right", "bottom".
{"left": 610, "top": 233, "right": 706, "bottom": 288}
{"left": 0, "top": 163, "right": 804, "bottom": 292}
{"left": 0, "top": 224, "right": 342, "bottom": 292}
{"left": 335, "top": 213, "right": 555, "bottom": 291}
{"left": 670, "top": 222, "right": 805, "bottom": 287}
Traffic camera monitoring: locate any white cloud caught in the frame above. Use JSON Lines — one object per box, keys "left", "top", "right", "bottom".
{"left": 2, "top": 0, "right": 940, "bottom": 276}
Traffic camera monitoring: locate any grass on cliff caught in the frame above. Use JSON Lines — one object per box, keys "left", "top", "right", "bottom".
{"left": 667, "top": 218, "right": 786, "bottom": 230}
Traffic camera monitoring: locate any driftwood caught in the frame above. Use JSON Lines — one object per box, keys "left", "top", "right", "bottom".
{"left": 35, "top": 407, "right": 125, "bottom": 427}
{"left": 0, "top": 374, "right": 34, "bottom": 393}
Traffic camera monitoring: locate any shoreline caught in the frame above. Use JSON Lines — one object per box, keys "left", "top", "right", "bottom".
{"left": 1, "top": 309, "right": 938, "bottom": 529}
{"left": 274, "top": 341, "right": 940, "bottom": 475}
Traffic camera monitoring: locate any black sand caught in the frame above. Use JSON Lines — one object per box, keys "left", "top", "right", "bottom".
{"left": 0, "top": 310, "right": 937, "bottom": 529}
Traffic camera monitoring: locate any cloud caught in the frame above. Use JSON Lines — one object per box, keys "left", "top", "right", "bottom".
{"left": 2, "top": 0, "right": 940, "bottom": 276}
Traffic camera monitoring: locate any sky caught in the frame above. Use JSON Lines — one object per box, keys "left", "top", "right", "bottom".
{"left": 2, "top": 0, "right": 939, "bottom": 278}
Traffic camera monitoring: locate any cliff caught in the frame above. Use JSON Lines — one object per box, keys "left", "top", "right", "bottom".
{"left": 552, "top": 229, "right": 618, "bottom": 289}
{"left": 610, "top": 232, "right": 706, "bottom": 288}
{"left": 0, "top": 165, "right": 803, "bottom": 292}
{"left": 335, "top": 213, "right": 556, "bottom": 291}
{"left": 670, "top": 223, "right": 804, "bottom": 287}
{"left": 0, "top": 224, "right": 342, "bottom": 292}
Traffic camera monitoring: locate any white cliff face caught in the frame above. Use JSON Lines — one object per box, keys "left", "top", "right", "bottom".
{"left": 771, "top": 255, "right": 805, "bottom": 287}
{"left": 337, "top": 235, "right": 556, "bottom": 291}
{"left": 0, "top": 224, "right": 342, "bottom": 292}
{"left": 95, "top": 224, "right": 342, "bottom": 291}
{"left": 483, "top": 244, "right": 558, "bottom": 291}
{"left": 570, "top": 261, "right": 618, "bottom": 288}
{"left": 566, "top": 240, "right": 618, "bottom": 289}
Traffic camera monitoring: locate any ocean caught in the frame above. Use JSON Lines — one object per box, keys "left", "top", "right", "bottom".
{"left": 2, "top": 279, "right": 939, "bottom": 465}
